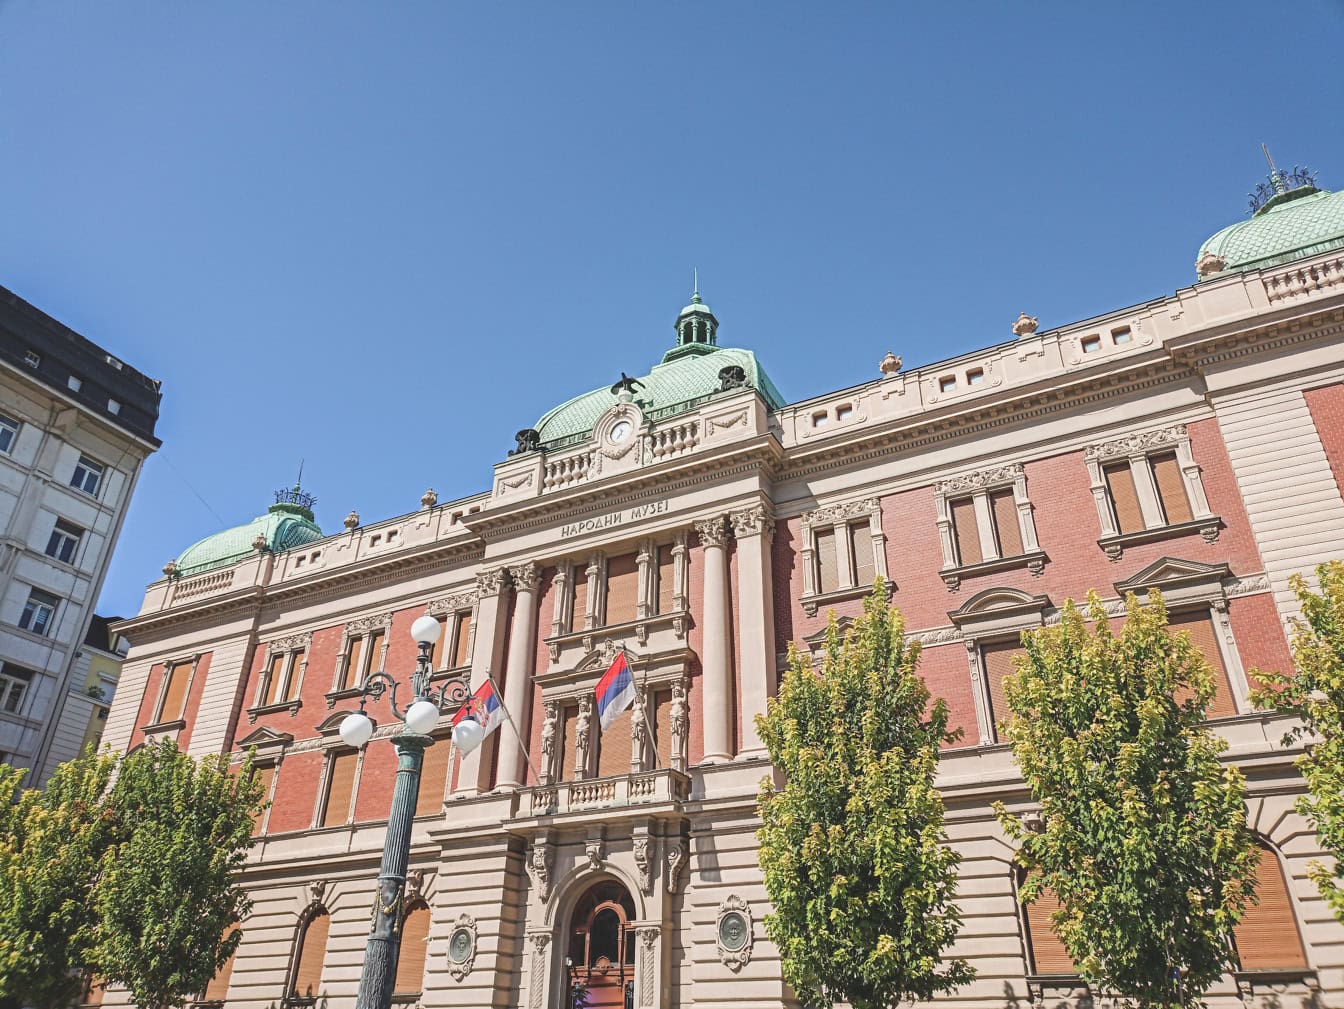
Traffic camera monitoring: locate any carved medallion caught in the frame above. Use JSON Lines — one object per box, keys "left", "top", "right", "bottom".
{"left": 447, "top": 913, "right": 478, "bottom": 981}
{"left": 716, "top": 895, "right": 754, "bottom": 970}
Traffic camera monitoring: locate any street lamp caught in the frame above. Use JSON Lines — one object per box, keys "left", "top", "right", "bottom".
{"left": 342, "top": 614, "right": 485, "bottom": 1009}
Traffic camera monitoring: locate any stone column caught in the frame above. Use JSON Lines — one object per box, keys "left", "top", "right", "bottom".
{"left": 496, "top": 562, "right": 539, "bottom": 789}
{"left": 731, "top": 506, "right": 776, "bottom": 758}
{"left": 456, "top": 567, "right": 511, "bottom": 796}
{"left": 695, "top": 515, "right": 733, "bottom": 763}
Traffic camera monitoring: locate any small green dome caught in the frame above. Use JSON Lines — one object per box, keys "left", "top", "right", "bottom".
{"left": 173, "top": 492, "right": 324, "bottom": 576}
{"left": 1198, "top": 184, "right": 1344, "bottom": 278}
{"left": 533, "top": 344, "right": 785, "bottom": 446}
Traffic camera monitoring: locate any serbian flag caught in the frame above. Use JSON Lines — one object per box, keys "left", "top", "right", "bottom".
{"left": 453, "top": 680, "right": 505, "bottom": 739}
{"left": 596, "top": 650, "right": 636, "bottom": 731}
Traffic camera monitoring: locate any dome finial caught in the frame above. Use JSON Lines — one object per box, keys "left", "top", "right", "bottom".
{"left": 691, "top": 267, "right": 702, "bottom": 304}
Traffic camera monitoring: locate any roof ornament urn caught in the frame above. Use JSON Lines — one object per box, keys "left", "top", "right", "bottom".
{"left": 162, "top": 559, "right": 179, "bottom": 578}
{"left": 344, "top": 510, "right": 360, "bottom": 531}
{"left": 1012, "top": 312, "right": 1039, "bottom": 338}
{"left": 421, "top": 488, "right": 438, "bottom": 509}
{"left": 1195, "top": 249, "right": 1227, "bottom": 277}
{"left": 879, "top": 351, "right": 903, "bottom": 376}
{"left": 252, "top": 533, "right": 269, "bottom": 552}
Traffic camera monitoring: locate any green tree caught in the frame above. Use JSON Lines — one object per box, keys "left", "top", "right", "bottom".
{"left": 756, "top": 583, "right": 973, "bottom": 1009}
{"left": 995, "top": 591, "right": 1258, "bottom": 1009}
{"left": 0, "top": 752, "right": 118, "bottom": 1009}
{"left": 87, "top": 739, "right": 264, "bottom": 1009}
{"left": 1250, "top": 560, "right": 1344, "bottom": 923}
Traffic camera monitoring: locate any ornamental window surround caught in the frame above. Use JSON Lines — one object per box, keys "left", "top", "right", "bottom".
{"left": 327, "top": 612, "right": 392, "bottom": 704}
{"left": 146, "top": 654, "right": 201, "bottom": 731}
{"left": 249, "top": 633, "right": 312, "bottom": 720}
{"left": 18, "top": 587, "right": 61, "bottom": 637}
{"left": 550, "top": 532, "right": 689, "bottom": 648}
{"left": 933, "top": 463, "right": 1044, "bottom": 591}
{"left": 800, "top": 497, "right": 890, "bottom": 615}
{"left": 314, "top": 739, "right": 363, "bottom": 830}
{"left": 948, "top": 587, "right": 1052, "bottom": 746}
{"left": 1084, "top": 424, "right": 1220, "bottom": 560}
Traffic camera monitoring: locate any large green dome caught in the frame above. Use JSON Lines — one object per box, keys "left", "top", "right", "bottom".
{"left": 173, "top": 490, "right": 324, "bottom": 576}
{"left": 531, "top": 289, "right": 785, "bottom": 447}
{"left": 1198, "top": 183, "right": 1344, "bottom": 278}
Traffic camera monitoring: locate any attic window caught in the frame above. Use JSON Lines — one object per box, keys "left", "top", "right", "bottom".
{"left": 939, "top": 375, "right": 957, "bottom": 393}
{"left": 369, "top": 534, "right": 381, "bottom": 547}
{"left": 835, "top": 404, "right": 853, "bottom": 421}
{"left": 1111, "top": 327, "right": 1132, "bottom": 345}
{"left": 67, "top": 376, "right": 82, "bottom": 392}
{"left": 105, "top": 355, "right": 123, "bottom": 370}
{"left": 107, "top": 400, "right": 121, "bottom": 415}
{"left": 1081, "top": 335, "right": 1102, "bottom": 354}
{"left": 812, "top": 411, "right": 829, "bottom": 429}
{"left": 966, "top": 368, "right": 985, "bottom": 386}
{"left": 386, "top": 530, "right": 398, "bottom": 543}
{"left": 24, "top": 351, "right": 39, "bottom": 368}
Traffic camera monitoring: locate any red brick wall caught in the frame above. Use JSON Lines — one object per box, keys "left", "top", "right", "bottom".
{"left": 523, "top": 567, "right": 557, "bottom": 788}
{"left": 1229, "top": 592, "right": 1295, "bottom": 689}
{"left": 1305, "top": 382, "right": 1344, "bottom": 501}
{"left": 128, "top": 663, "right": 165, "bottom": 749}
{"left": 174, "top": 651, "right": 213, "bottom": 750}
{"left": 917, "top": 642, "right": 978, "bottom": 749}
{"left": 267, "top": 749, "right": 322, "bottom": 834}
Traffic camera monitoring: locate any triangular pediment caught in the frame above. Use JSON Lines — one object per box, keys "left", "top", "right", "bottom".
{"left": 236, "top": 726, "right": 293, "bottom": 749}
{"left": 315, "top": 710, "right": 376, "bottom": 736}
{"left": 948, "top": 587, "right": 1050, "bottom": 626}
{"left": 802, "top": 615, "right": 856, "bottom": 648}
{"left": 1114, "top": 557, "right": 1231, "bottom": 596}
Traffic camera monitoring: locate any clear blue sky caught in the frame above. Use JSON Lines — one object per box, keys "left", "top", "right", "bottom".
{"left": 2, "top": 2, "right": 1341, "bottom": 618}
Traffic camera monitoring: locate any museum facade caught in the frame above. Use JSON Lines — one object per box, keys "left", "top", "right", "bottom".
{"left": 104, "top": 170, "right": 1344, "bottom": 1009}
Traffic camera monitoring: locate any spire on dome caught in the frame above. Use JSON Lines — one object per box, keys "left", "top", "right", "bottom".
{"left": 273, "top": 464, "right": 317, "bottom": 522}
{"left": 671, "top": 272, "right": 718, "bottom": 354}
{"left": 1248, "top": 146, "right": 1319, "bottom": 216}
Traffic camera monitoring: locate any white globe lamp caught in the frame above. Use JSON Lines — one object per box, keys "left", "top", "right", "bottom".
{"left": 410, "top": 614, "right": 442, "bottom": 646}
{"left": 452, "top": 714, "right": 485, "bottom": 754}
{"left": 404, "top": 698, "right": 441, "bottom": 735}
{"left": 339, "top": 710, "right": 374, "bottom": 748}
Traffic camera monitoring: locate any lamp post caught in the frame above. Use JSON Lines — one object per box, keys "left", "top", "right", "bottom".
{"left": 339, "top": 615, "right": 488, "bottom": 1009}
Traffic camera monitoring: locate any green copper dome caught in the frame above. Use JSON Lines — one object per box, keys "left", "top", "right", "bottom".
{"left": 531, "top": 288, "right": 785, "bottom": 446}
{"left": 1198, "top": 183, "right": 1344, "bottom": 278}
{"left": 173, "top": 489, "right": 324, "bottom": 576}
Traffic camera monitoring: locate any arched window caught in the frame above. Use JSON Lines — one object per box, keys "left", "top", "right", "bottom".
{"left": 288, "top": 906, "right": 330, "bottom": 1001}
{"left": 202, "top": 922, "right": 241, "bottom": 1002}
{"left": 394, "top": 901, "right": 431, "bottom": 996}
{"left": 1234, "top": 840, "right": 1309, "bottom": 972}
{"left": 566, "top": 880, "right": 637, "bottom": 1005}
{"left": 1018, "top": 869, "right": 1076, "bottom": 976}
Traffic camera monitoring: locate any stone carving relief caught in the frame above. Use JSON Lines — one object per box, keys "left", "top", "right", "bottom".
{"left": 267, "top": 631, "right": 312, "bottom": 654}
{"left": 528, "top": 932, "right": 551, "bottom": 1009}
{"left": 446, "top": 913, "right": 478, "bottom": 982}
{"left": 879, "top": 351, "right": 903, "bottom": 375}
{"left": 1196, "top": 250, "right": 1227, "bottom": 277}
{"left": 693, "top": 515, "right": 729, "bottom": 549}
{"left": 716, "top": 895, "right": 754, "bottom": 971}
{"left": 575, "top": 695, "right": 592, "bottom": 780}
{"left": 802, "top": 497, "right": 879, "bottom": 529}
{"left": 630, "top": 693, "right": 648, "bottom": 773}
{"left": 666, "top": 839, "right": 688, "bottom": 894}
{"left": 729, "top": 505, "right": 772, "bottom": 538}
{"left": 345, "top": 612, "right": 393, "bottom": 636}
{"left": 705, "top": 408, "right": 749, "bottom": 436}
{"left": 933, "top": 462, "right": 1024, "bottom": 495}
{"left": 1083, "top": 424, "right": 1186, "bottom": 461}
{"left": 509, "top": 562, "right": 540, "bottom": 592}
{"left": 669, "top": 680, "right": 688, "bottom": 773}
{"left": 426, "top": 590, "right": 478, "bottom": 616}
{"left": 527, "top": 837, "right": 554, "bottom": 902}
{"left": 307, "top": 878, "right": 329, "bottom": 906}
{"left": 585, "top": 827, "right": 605, "bottom": 871}
{"left": 405, "top": 868, "right": 426, "bottom": 902}
{"left": 637, "top": 927, "right": 659, "bottom": 1008}
{"left": 539, "top": 701, "right": 559, "bottom": 785}
{"left": 476, "top": 567, "right": 508, "bottom": 597}
{"left": 633, "top": 833, "right": 655, "bottom": 894}
{"left": 1012, "top": 312, "right": 1039, "bottom": 337}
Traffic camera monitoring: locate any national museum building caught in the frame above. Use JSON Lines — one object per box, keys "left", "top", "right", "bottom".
{"left": 104, "top": 171, "right": 1344, "bottom": 1009}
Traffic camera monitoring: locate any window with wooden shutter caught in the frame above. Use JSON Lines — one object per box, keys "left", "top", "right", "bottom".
{"left": 656, "top": 546, "right": 676, "bottom": 614}
{"left": 571, "top": 577, "right": 589, "bottom": 633}
{"left": 394, "top": 903, "right": 431, "bottom": 994}
{"left": 1167, "top": 609, "right": 1237, "bottom": 718}
{"left": 203, "top": 923, "right": 240, "bottom": 1001}
{"left": 597, "top": 706, "right": 632, "bottom": 778}
{"left": 606, "top": 553, "right": 639, "bottom": 626}
{"left": 282, "top": 649, "right": 304, "bottom": 701}
{"left": 990, "top": 488, "right": 1023, "bottom": 557}
{"left": 850, "top": 522, "right": 875, "bottom": 588}
{"left": 560, "top": 703, "right": 580, "bottom": 781}
{"left": 415, "top": 738, "right": 452, "bottom": 817}
{"left": 652, "top": 690, "right": 673, "bottom": 769}
{"left": 1150, "top": 452, "right": 1193, "bottom": 525}
{"left": 1234, "top": 841, "right": 1308, "bottom": 971}
{"left": 815, "top": 527, "right": 839, "bottom": 593}
{"left": 158, "top": 663, "right": 191, "bottom": 722}
{"left": 430, "top": 616, "right": 448, "bottom": 669}
{"left": 321, "top": 752, "right": 358, "bottom": 828}
{"left": 950, "top": 497, "right": 982, "bottom": 566}
{"left": 452, "top": 611, "right": 472, "bottom": 667}
{"left": 262, "top": 653, "right": 286, "bottom": 706}
{"left": 339, "top": 636, "right": 364, "bottom": 691}
{"left": 1021, "top": 872, "right": 1077, "bottom": 975}
{"left": 981, "top": 641, "right": 1025, "bottom": 741}
{"left": 250, "top": 764, "right": 275, "bottom": 836}
{"left": 365, "top": 629, "right": 385, "bottom": 677}
{"left": 1104, "top": 463, "right": 1143, "bottom": 534}
{"left": 290, "top": 909, "right": 330, "bottom": 998}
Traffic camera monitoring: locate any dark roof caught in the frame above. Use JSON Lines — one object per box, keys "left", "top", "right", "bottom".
{"left": 0, "top": 285, "right": 162, "bottom": 445}
{"left": 83, "top": 614, "right": 123, "bottom": 652}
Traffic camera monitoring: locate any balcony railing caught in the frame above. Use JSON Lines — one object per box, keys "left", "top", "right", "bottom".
{"left": 521, "top": 767, "right": 690, "bottom": 817}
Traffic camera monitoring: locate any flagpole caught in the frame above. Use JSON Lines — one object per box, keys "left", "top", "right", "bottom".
{"left": 623, "top": 645, "right": 660, "bottom": 769}
{"left": 484, "top": 668, "right": 545, "bottom": 785}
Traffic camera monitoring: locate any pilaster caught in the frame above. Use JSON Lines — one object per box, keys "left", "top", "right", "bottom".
{"left": 694, "top": 515, "right": 732, "bottom": 763}
{"left": 456, "top": 566, "right": 511, "bottom": 796}
{"left": 730, "top": 506, "right": 775, "bottom": 758}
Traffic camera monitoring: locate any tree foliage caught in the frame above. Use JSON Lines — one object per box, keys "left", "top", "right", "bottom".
{"left": 0, "top": 740, "right": 265, "bottom": 1009}
{"left": 756, "top": 582, "right": 973, "bottom": 1009}
{"left": 1250, "top": 560, "right": 1344, "bottom": 923}
{"left": 995, "top": 590, "right": 1257, "bottom": 1009}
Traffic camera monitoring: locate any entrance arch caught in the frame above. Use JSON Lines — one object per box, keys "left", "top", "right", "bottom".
{"left": 565, "top": 879, "right": 636, "bottom": 1009}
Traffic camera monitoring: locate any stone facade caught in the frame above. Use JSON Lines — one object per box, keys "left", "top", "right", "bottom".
{"left": 104, "top": 240, "right": 1344, "bottom": 1009}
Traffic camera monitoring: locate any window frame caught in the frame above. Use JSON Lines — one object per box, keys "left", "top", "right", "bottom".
{"left": 948, "top": 586, "right": 1052, "bottom": 746}
{"left": 70, "top": 455, "right": 105, "bottom": 498}
{"left": 18, "top": 587, "right": 61, "bottom": 637}
{"left": 148, "top": 656, "right": 199, "bottom": 729}
{"left": 1084, "top": 425, "right": 1220, "bottom": 560}
{"left": 45, "top": 518, "right": 84, "bottom": 566}
{"left": 326, "top": 613, "right": 392, "bottom": 706}
{"left": 0, "top": 412, "right": 18, "bottom": 454}
{"left": 800, "top": 497, "right": 890, "bottom": 615}
{"left": 933, "top": 463, "right": 1045, "bottom": 591}
{"left": 249, "top": 633, "right": 312, "bottom": 720}
{"left": 0, "top": 663, "right": 35, "bottom": 715}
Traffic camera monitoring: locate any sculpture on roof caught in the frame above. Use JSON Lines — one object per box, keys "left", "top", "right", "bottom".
{"left": 610, "top": 372, "right": 646, "bottom": 398}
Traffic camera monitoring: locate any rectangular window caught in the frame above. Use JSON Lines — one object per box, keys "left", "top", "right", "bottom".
{"left": 429, "top": 615, "right": 449, "bottom": 669}
{"left": 321, "top": 750, "right": 358, "bottom": 827}
{"left": 1081, "top": 334, "right": 1102, "bottom": 353}
{"left": 45, "top": 519, "right": 84, "bottom": 565}
{"left": 0, "top": 664, "right": 34, "bottom": 715}
{"left": 157, "top": 662, "right": 192, "bottom": 723}
{"left": 966, "top": 368, "right": 985, "bottom": 386}
{"left": 835, "top": 403, "right": 853, "bottom": 421}
{"left": 262, "top": 653, "right": 286, "bottom": 706}
{"left": 849, "top": 522, "right": 875, "bottom": 588}
{"left": 1167, "top": 609, "right": 1236, "bottom": 718}
{"left": 989, "top": 488, "right": 1023, "bottom": 557}
{"left": 70, "top": 456, "right": 104, "bottom": 497}
{"left": 281, "top": 649, "right": 304, "bottom": 702}
{"left": 450, "top": 611, "right": 472, "bottom": 667}
{"left": 19, "top": 589, "right": 60, "bottom": 636}
{"left": 560, "top": 703, "right": 580, "bottom": 781}
{"left": 811, "top": 411, "right": 829, "bottom": 429}
{"left": 570, "top": 574, "right": 589, "bottom": 634}
{"left": 67, "top": 375, "right": 82, "bottom": 392}
{"left": 1103, "top": 462, "right": 1144, "bottom": 534}
{"left": 950, "top": 497, "right": 982, "bottom": 566}
{"left": 938, "top": 375, "right": 956, "bottom": 393}
{"left": 23, "top": 350, "right": 40, "bottom": 368}
{"left": 249, "top": 765, "right": 276, "bottom": 836}
{"left": 653, "top": 689, "right": 673, "bottom": 770}
{"left": 1149, "top": 452, "right": 1193, "bottom": 525}
{"left": 596, "top": 702, "right": 633, "bottom": 777}
{"left": 338, "top": 636, "right": 364, "bottom": 691}
{"left": 605, "top": 553, "right": 639, "bottom": 626}
{"left": 1022, "top": 870, "right": 1077, "bottom": 975}
{"left": 415, "top": 737, "right": 453, "bottom": 817}
{"left": 107, "top": 400, "right": 121, "bottom": 416}
{"left": 655, "top": 545, "right": 676, "bottom": 614}
{"left": 814, "top": 527, "right": 839, "bottom": 593}
{"left": 1111, "top": 326, "right": 1132, "bottom": 346}
{"left": 0, "top": 413, "right": 17, "bottom": 454}
{"left": 980, "top": 640, "right": 1026, "bottom": 741}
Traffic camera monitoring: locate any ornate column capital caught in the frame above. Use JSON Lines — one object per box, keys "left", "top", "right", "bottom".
{"left": 694, "top": 515, "right": 729, "bottom": 549}
{"left": 508, "top": 562, "right": 540, "bottom": 593}
{"left": 476, "top": 567, "right": 509, "bottom": 597}
{"left": 729, "top": 505, "right": 773, "bottom": 539}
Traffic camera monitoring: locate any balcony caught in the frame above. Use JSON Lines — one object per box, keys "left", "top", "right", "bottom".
{"left": 516, "top": 768, "right": 690, "bottom": 822}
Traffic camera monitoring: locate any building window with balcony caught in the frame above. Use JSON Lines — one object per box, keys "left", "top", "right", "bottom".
{"left": 0, "top": 663, "right": 34, "bottom": 715}
{"left": 1084, "top": 425, "right": 1220, "bottom": 559}
{"left": 0, "top": 412, "right": 18, "bottom": 454}
{"left": 18, "top": 588, "right": 61, "bottom": 636}
{"left": 934, "top": 464, "right": 1045, "bottom": 591}
{"left": 70, "top": 455, "right": 105, "bottom": 497}
{"left": 45, "top": 519, "right": 84, "bottom": 565}
{"left": 800, "top": 498, "right": 890, "bottom": 615}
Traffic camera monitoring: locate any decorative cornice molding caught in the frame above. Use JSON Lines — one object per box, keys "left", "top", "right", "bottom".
{"left": 1084, "top": 424, "right": 1186, "bottom": 461}
{"left": 509, "top": 562, "right": 541, "bottom": 592}
{"left": 801, "top": 496, "right": 879, "bottom": 529}
{"left": 265, "top": 631, "right": 312, "bottom": 654}
{"left": 933, "top": 462, "right": 1023, "bottom": 495}
{"left": 345, "top": 611, "right": 392, "bottom": 636}
{"left": 425, "top": 589, "right": 478, "bottom": 616}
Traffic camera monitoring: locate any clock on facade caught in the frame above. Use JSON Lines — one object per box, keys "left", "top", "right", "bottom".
{"left": 608, "top": 419, "right": 633, "bottom": 443}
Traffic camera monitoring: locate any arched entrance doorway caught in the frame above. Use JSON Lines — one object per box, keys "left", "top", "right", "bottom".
{"left": 565, "top": 880, "right": 636, "bottom": 1009}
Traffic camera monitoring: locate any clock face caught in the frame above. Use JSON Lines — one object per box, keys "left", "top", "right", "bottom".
{"left": 609, "top": 420, "right": 633, "bottom": 443}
